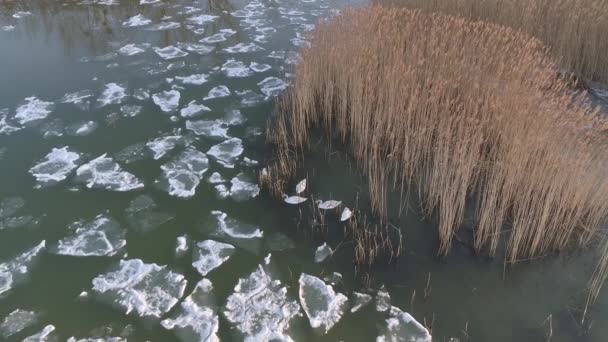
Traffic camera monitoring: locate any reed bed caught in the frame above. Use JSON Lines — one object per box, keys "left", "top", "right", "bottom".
{"left": 266, "top": 7, "right": 608, "bottom": 268}
{"left": 379, "top": 0, "right": 608, "bottom": 84}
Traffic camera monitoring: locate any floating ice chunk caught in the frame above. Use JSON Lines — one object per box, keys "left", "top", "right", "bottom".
{"left": 317, "top": 200, "right": 342, "bottom": 210}
{"left": 53, "top": 214, "right": 125, "bottom": 257}
{"left": 0, "top": 241, "right": 46, "bottom": 297}
{"left": 39, "top": 118, "right": 64, "bottom": 138}
{"left": 209, "top": 211, "right": 263, "bottom": 239}
{"left": 0, "top": 309, "right": 40, "bottom": 339}
{"left": 351, "top": 292, "right": 372, "bottom": 313}
{"left": 115, "top": 142, "right": 146, "bottom": 164}
{"left": 153, "top": 90, "right": 181, "bottom": 112}
{"left": 207, "top": 138, "right": 243, "bottom": 168}
{"left": 298, "top": 273, "right": 348, "bottom": 333}
{"left": 341, "top": 207, "right": 353, "bottom": 221}
{"left": 125, "top": 195, "right": 174, "bottom": 233}
{"left": 0, "top": 108, "right": 21, "bottom": 135}
{"left": 133, "top": 88, "right": 150, "bottom": 101}
{"left": 236, "top": 89, "right": 264, "bottom": 107}
{"left": 67, "top": 120, "right": 98, "bottom": 136}
{"left": 14, "top": 96, "right": 54, "bottom": 124}
{"left": 180, "top": 100, "right": 210, "bottom": 118}
{"left": 283, "top": 195, "right": 307, "bottom": 204}
{"left": 207, "top": 172, "right": 226, "bottom": 184}
{"left": 192, "top": 240, "right": 235, "bottom": 276}
{"left": 222, "top": 109, "right": 246, "bottom": 126}
{"left": 146, "top": 22, "right": 181, "bottom": 31}
{"left": 200, "top": 33, "right": 226, "bottom": 44}
{"left": 203, "top": 86, "right": 231, "bottom": 100}
{"left": 140, "top": 0, "right": 160, "bottom": 4}
{"left": 221, "top": 59, "right": 253, "bottom": 78}
{"left": 291, "top": 37, "right": 310, "bottom": 48}
{"left": 146, "top": 135, "right": 182, "bottom": 160}
{"left": 296, "top": 179, "right": 306, "bottom": 194}
{"left": 0, "top": 197, "right": 25, "bottom": 219}
{"left": 120, "top": 104, "right": 142, "bottom": 117}
{"left": 23, "top": 325, "right": 56, "bottom": 342}
{"left": 175, "top": 73, "right": 208, "bottom": 85}
{"left": 13, "top": 11, "right": 32, "bottom": 19}
{"left": 161, "top": 278, "right": 218, "bottom": 342}
{"left": 118, "top": 43, "right": 146, "bottom": 56}
{"left": 213, "top": 184, "right": 230, "bottom": 199}
{"left": 258, "top": 77, "right": 288, "bottom": 97}
{"left": 376, "top": 286, "right": 391, "bottom": 312}
{"left": 241, "top": 157, "right": 258, "bottom": 167}
{"left": 224, "top": 264, "right": 300, "bottom": 341}
{"left": 187, "top": 14, "right": 218, "bottom": 25}
{"left": 223, "top": 43, "right": 264, "bottom": 54}
{"left": 123, "top": 14, "right": 151, "bottom": 27}
{"left": 97, "top": 83, "right": 127, "bottom": 107}
{"left": 250, "top": 62, "right": 271, "bottom": 73}
{"left": 61, "top": 89, "right": 93, "bottom": 105}
{"left": 186, "top": 120, "right": 229, "bottom": 139}
{"left": 154, "top": 46, "right": 188, "bottom": 60}
{"left": 230, "top": 173, "right": 260, "bottom": 201}
{"left": 29, "top": 147, "right": 80, "bottom": 187}
{"left": 1, "top": 25, "right": 15, "bottom": 32}
{"left": 178, "top": 42, "right": 214, "bottom": 55}
{"left": 76, "top": 154, "right": 144, "bottom": 191}
{"left": 268, "top": 50, "right": 285, "bottom": 59}
{"left": 377, "top": 307, "right": 432, "bottom": 342}
{"left": 92, "top": 259, "right": 187, "bottom": 318}
{"left": 314, "top": 243, "right": 333, "bottom": 263}
{"left": 175, "top": 236, "right": 189, "bottom": 258}
{"left": 159, "top": 148, "right": 209, "bottom": 198}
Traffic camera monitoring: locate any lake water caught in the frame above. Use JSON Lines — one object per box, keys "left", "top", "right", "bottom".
{"left": 0, "top": 0, "right": 607, "bottom": 341}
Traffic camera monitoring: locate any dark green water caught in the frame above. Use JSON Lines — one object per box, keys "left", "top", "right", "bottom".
{"left": 0, "top": 0, "right": 607, "bottom": 341}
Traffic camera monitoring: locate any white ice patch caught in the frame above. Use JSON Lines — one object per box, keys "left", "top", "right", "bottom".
{"left": 299, "top": 273, "right": 348, "bottom": 333}
{"left": 351, "top": 292, "right": 372, "bottom": 313}
{"left": 203, "top": 85, "right": 231, "bottom": 100}
{"left": 175, "top": 235, "right": 189, "bottom": 258}
{"left": 200, "top": 33, "right": 226, "bottom": 44}
{"left": 221, "top": 59, "right": 253, "bottom": 78}
{"left": 154, "top": 46, "right": 188, "bottom": 60}
{"left": 161, "top": 278, "right": 219, "bottom": 342}
{"left": 192, "top": 240, "right": 235, "bottom": 276}
{"left": 146, "top": 135, "right": 182, "bottom": 160}
{"left": 1, "top": 25, "right": 15, "bottom": 32}
{"left": 159, "top": 148, "right": 209, "bottom": 198}
{"left": 175, "top": 73, "right": 208, "bottom": 85}
{"left": 14, "top": 96, "right": 54, "bottom": 124}
{"left": 0, "top": 241, "right": 46, "bottom": 297}
{"left": 61, "top": 89, "right": 93, "bottom": 106}
{"left": 236, "top": 89, "right": 265, "bottom": 107}
{"left": 153, "top": 90, "right": 181, "bottom": 112}
{"left": 224, "top": 264, "right": 300, "bottom": 341}
{"left": 209, "top": 211, "right": 263, "bottom": 239}
{"left": 146, "top": 22, "right": 181, "bottom": 31}
{"left": 314, "top": 243, "right": 333, "bottom": 263}
{"left": 53, "top": 214, "right": 126, "bottom": 257}
{"left": 180, "top": 100, "right": 210, "bottom": 118}
{"left": 123, "top": 14, "right": 151, "bottom": 27}
{"left": 0, "top": 309, "right": 40, "bottom": 339}
{"left": 229, "top": 173, "right": 260, "bottom": 201}
{"left": 118, "top": 43, "right": 147, "bottom": 56}
{"left": 23, "top": 325, "right": 56, "bottom": 342}
{"left": 76, "top": 154, "right": 144, "bottom": 191}
{"left": 250, "top": 62, "right": 271, "bottom": 73}
{"left": 222, "top": 109, "right": 246, "bottom": 126}
{"left": 67, "top": 120, "right": 98, "bottom": 136}
{"left": 0, "top": 109, "right": 21, "bottom": 135}
{"left": 187, "top": 14, "right": 218, "bottom": 25}
{"left": 186, "top": 120, "right": 229, "bottom": 139}
{"left": 206, "top": 137, "right": 243, "bottom": 168}
{"left": 121, "top": 104, "right": 143, "bottom": 117}
{"left": 92, "top": 259, "right": 187, "bottom": 318}
{"left": 12, "top": 11, "right": 32, "bottom": 19}
{"left": 178, "top": 42, "right": 214, "bottom": 55}
{"left": 377, "top": 307, "right": 432, "bottom": 342}
{"left": 97, "top": 83, "right": 127, "bottom": 107}
{"left": 376, "top": 286, "right": 391, "bottom": 312}
{"left": 223, "top": 43, "right": 264, "bottom": 54}
{"left": 258, "top": 77, "right": 288, "bottom": 97}
{"left": 29, "top": 146, "right": 80, "bottom": 187}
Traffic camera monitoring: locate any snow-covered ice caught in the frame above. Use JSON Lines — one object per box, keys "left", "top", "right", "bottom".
{"left": 75, "top": 154, "right": 144, "bottom": 191}
{"left": 299, "top": 273, "right": 348, "bottom": 333}
{"left": 192, "top": 240, "right": 235, "bottom": 276}
{"left": 29, "top": 146, "right": 80, "bottom": 187}
{"left": 53, "top": 214, "right": 126, "bottom": 257}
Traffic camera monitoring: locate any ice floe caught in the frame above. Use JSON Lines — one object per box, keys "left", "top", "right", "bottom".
{"left": 146, "top": 22, "right": 181, "bottom": 31}
{"left": 178, "top": 42, "right": 214, "bottom": 55}
{"left": 0, "top": 108, "right": 21, "bottom": 135}
{"left": 123, "top": 14, "right": 152, "bottom": 27}
{"left": 187, "top": 14, "right": 218, "bottom": 25}
{"left": 258, "top": 77, "right": 288, "bottom": 97}
{"left": 175, "top": 236, "right": 189, "bottom": 258}
{"left": 154, "top": 46, "right": 188, "bottom": 60}
{"left": 13, "top": 11, "right": 32, "bottom": 19}
{"left": 118, "top": 43, "right": 147, "bottom": 56}
{"left": 67, "top": 120, "right": 98, "bottom": 136}
{"left": 153, "top": 90, "right": 181, "bottom": 112}
{"left": 0, "top": 309, "right": 40, "bottom": 339}
{"left": 224, "top": 263, "right": 300, "bottom": 341}
{"left": 236, "top": 89, "right": 265, "bottom": 107}
{"left": 159, "top": 148, "right": 209, "bottom": 198}
{"left": 92, "top": 259, "right": 187, "bottom": 318}
{"left": 61, "top": 89, "right": 93, "bottom": 107}
{"left": 115, "top": 142, "right": 146, "bottom": 164}
{"left": 192, "top": 240, "right": 235, "bottom": 276}
{"left": 14, "top": 96, "right": 54, "bottom": 124}
{"left": 75, "top": 154, "right": 144, "bottom": 191}
{"left": 180, "top": 100, "right": 211, "bottom": 118}
{"left": 206, "top": 137, "right": 243, "bottom": 168}
{"left": 0, "top": 241, "right": 46, "bottom": 297}
{"left": 250, "top": 62, "right": 271, "bottom": 73}
{"left": 223, "top": 43, "right": 264, "bottom": 54}
{"left": 314, "top": 243, "right": 333, "bottom": 263}
{"left": 97, "top": 83, "right": 127, "bottom": 107}
{"left": 200, "top": 33, "right": 227, "bottom": 44}
{"left": 53, "top": 214, "right": 126, "bottom": 257}
{"left": 377, "top": 307, "right": 432, "bottom": 342}
{"left": 125, "top": 195, "right": 174, "bottom": 233}
{"left": 29, "top": 146, "right": 80, "bottom": 187}
{"left": 161, "top": 278, "right": 219, "bottom": 342}
{"left": 223, "top": 109, "right": 246, "bottom": 125}
{"left": 229, "top": 173, "right": 260, "bottom": 201}
{"left": 351, "top": 292, "right": 372, "bottom": 313}
{"left": 221, "top": 59, "right": 253, "bottom": 78}
{"left": 376, "top": 286, "right": 391, "bottom": 312}
{"left": 299, "top": 273, "right": 348, "bottom": 333}
{"left": 146, "top": 135, "right": 182, "bottom": 160}
{"left": 186, "top": 120, "right": 229, "bottom": 139}
{"left": 1, "top": 25, "right": 15, "bottom": 32}
{"left": 23, "top": 325, "right": 56, "bottom": 341}
{"left": 120, "top": 104, "right": 143, "bottom": 117}
{"left": 208, "top": 210, "right": 263, "bottom": 240}
{"left": 207, "top": 172, "right": 226, "bottom": 184}
{"left": 175, "top": 73, "right": 208, "bottom": 85}
{"left": 203, "top": 85, "right": 231, "bottom": 100}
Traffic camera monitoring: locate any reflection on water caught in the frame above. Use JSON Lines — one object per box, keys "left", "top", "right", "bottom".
{"left": 0, "top": 0, "right": 606, "bottom": 341}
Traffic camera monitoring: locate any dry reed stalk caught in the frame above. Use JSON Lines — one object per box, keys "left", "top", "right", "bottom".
{"left": 379, "top": 0, "right": 608, "bottom": 84}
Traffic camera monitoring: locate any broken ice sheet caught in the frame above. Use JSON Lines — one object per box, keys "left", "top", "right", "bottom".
{"left": 204, "top": 211, "right": 263, "bottom": 253}
{"left": 14, "top": 96, "right": 54, "bottom": 125}
{"left": 207, "top": 137, "right": 243, "bottom": 168}
{"left": 97, "top": 83, "right": 127, "bottom": 107}
{"left": 75, "top": 154, "right": 144, "bottom": 191}
{"left": 192, "top": 240, "right": 235, "bottom": 276}
{"left": 180, "top": 100, "right": 210, "bottom": 118}
{"left": 159, "top": 148, "right": 209, "bottom": 198}
{"left": 52, "top": 214, "right": 126, "bottom": 257}
{"left": 203, "top": 85, "right": 231, "bottom": 100}
{"left": 207, "top": 172, "right": 226, "bottom": 184}
{"left": 161, "top": 278, "right": 219, "bottom": 342}
{"left": 351, "top": 292, "right": 372, "bottom": 313}
{"left": 125, "top": 195, "right": 174, "bottom": 233}
{"left": 376, "top": 285, "right": 391, "bottom": 312}
{"left": 258, "top": 77, "right": 288, "bottom": 97}
{"left": 377, "top": 307, "right": 432, "bottom": 342}
{"left": 29, "top": 146, "right": 81, "bottom": 187}
{"left": 175, "top": 73, "right": 208, "bottom": 85}
{"left": 314, "top": 242, "right": 333, "bottom": 263}
{"left": 61, "top": 89, "right": 93, "bottom": 106}
{"left": 199, "top": 32, "right": 226, "bottom": 44}
{"left": 115, "top": 142, "right": 147, "bottom": 164}
{"left": 175, "top": 235, "right": 189, "bottom": 258}
{"left": 122, "top": 14, "right": 152, "bottom": 27}
{"left": 146, "top": 22, "right": 181, "bottom": 31}
{"left": 154, "top": 46, "right": 188, "bottom": 60}
{"left": 66, "top": 120, "right": 98, "bottom": 136}
{"left": 221, "top": 59, "right": 253, "bottom": 78}
{"left": 224, "top": 263, "right": 300, "bottom": 341}
{"left": 0, "top": 241, "right": 46, "bottom": 297}
{"left": 118, "top": 43, "right": 148, "bottom": 56}
{"left": 250, "top": 62, "right": 271, "bottom": 73}
{"left": 229, "top": 173, "right": 260, "bottom": 201}
{"left": 0, "top": 309, "right": 40, "bottom": 339}
{"left": 186, "top": 120, "right": 230, "bottom": 139}
{"left": 92, "top": 259, "right": 187, "bottom": 318}
{"left": 177, "top": 42, "right": 214, "bottom": 55}
{"left": 0, "top": 108, "right": 21, "bottom": 135}
{"left": 222, "top": 108, "right": 246, "bottom": 126}
{"left": 223, "top": 43, "right": 264, "bottom": 53}
{"left": 120, "top": 104, "right": 143, "bottom": 117}
{"left": 23, "top": 325, "right": 56, "bottom": 342}
{"left": 299, "top": 273, "right": 348, "bottom": 333}
{"left": 146, "top": 135, "right": 182, "bottom": 160}
{"left": 153, "top": 90, "right": 181, "bottom": 112}
{"left": 187, "top": 14, "right": 218, "bottom": 25}
{"left": 236, "top": 89, "right": 265, "bottom": 107}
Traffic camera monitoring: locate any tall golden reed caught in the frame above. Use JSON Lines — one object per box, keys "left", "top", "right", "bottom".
{"left": 266, "top": 7, "right": 608, "bottom": 266}
{"left": 379, "top": 0, "right": 608, "bottom": 84}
